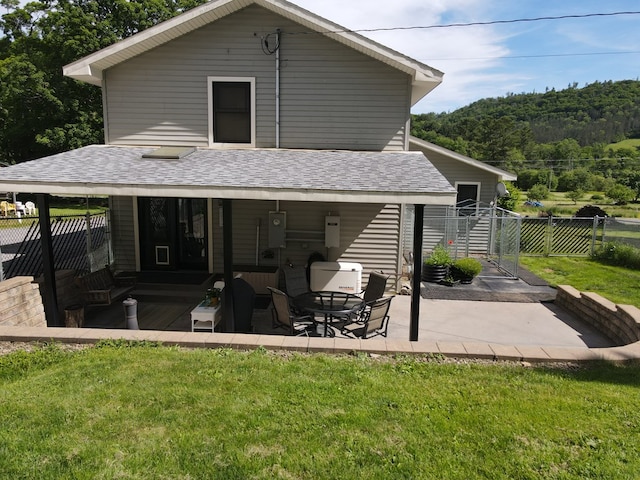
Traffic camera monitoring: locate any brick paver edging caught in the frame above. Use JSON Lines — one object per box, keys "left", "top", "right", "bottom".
{"left": 1, "top": 325, "right": 639, "bottom": 364}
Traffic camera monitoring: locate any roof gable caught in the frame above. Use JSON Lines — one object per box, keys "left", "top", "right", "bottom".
{"left": 63, "top": 0, "right": 443, "bottom": 106}
{"left": 409, "top": 136, "right": 517, "bottom": 181}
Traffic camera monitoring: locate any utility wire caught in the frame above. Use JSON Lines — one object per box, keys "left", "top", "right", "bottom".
{"left": 423, "top": 51, "right": 640, "bottom": 61}
{"left": 284, "top": 11, "right": 640, "bottom": 36}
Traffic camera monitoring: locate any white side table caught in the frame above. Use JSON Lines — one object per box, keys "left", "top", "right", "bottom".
{"left": 191, "top": 302, "right": 221, "bottom": 332}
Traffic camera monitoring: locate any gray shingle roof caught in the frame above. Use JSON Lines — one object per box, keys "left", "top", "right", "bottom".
{"left": 0, "top": 145, "right": 456, "bottom": 204}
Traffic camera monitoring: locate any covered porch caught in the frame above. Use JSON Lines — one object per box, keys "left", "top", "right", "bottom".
{"left": 76, "top": 274, "right": 614, "bottom": 349}
{"left": 0, "top": 144, "right": 458, "bottom": 340}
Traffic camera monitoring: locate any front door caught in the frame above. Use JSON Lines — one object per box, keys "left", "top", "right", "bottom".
{"left": 138, "top": 197, "right": 208, "bottom": 270}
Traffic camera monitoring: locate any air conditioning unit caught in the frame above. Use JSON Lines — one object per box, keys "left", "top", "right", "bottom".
{"left": 310, "top": 262, "right": 362, "bottom": 294}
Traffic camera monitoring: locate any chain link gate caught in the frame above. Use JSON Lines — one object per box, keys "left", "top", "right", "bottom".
{"left": 403, "top": 203, "right": 521, "bottom": 279}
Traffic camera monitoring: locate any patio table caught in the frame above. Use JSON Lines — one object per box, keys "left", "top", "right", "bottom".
{"left": 292, "top": 291, "right": 365, "bottom": 337}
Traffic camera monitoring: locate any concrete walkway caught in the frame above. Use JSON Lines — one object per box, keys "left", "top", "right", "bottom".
{"left": 2, "top": 264, "right": 639, "bottom": 363}
{"left": 1, "top": 292, "right": 639, "bottom": 364}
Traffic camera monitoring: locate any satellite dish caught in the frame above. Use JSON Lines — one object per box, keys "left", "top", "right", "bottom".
{"left": 496, "top": 182, "right": 509, "bottom": 197}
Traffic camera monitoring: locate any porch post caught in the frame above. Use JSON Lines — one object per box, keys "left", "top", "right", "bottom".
{"left": 410, "top": 204, "right": 424, "bottom": 341}
{"left": 37, "top": 194, "right": 61, "bottom": 326}
{"left": 221, "top": 199, "right": 235, "bottom": 332}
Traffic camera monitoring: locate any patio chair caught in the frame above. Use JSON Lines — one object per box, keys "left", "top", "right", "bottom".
{"left": 363, "top": 271, "right": 389, "bottom": 304}
{"left": 340, "top": 296, "right": 392, "bottom": 339}
{"left": 267, "top": 286, "right": 316, "bottom": 336}
{"left": 283, "top": 266, "right": 310, "bottom": 298}
{"left": 24, "top": 201, "right": 36, "bottom": 215}
{"left": 0, "top": 201, "right": 15, "bottom": 217}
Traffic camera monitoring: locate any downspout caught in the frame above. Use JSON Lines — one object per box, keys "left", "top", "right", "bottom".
{"left": 275, "top": 28, "right": 281, "bottom": 148}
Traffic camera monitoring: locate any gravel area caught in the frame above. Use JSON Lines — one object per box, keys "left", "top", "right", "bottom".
{"left": 0, "top": 341, "right": 90, "bottom": 356}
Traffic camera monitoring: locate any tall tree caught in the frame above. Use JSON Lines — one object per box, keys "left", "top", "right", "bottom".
{"left": 0, "top": 0, "right": 207, "bottom": 164}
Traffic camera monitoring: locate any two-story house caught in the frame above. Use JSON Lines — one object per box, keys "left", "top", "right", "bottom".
{"left": 0, "top": 0, "right": 514, "bottom": 330}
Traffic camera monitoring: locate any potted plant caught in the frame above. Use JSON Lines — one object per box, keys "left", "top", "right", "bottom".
{"left": 451, "top": 257, "right": 482, "bottom": 284}
{"left": 204, "top": 287, "right": 222, "bottom": 306}
{"left": 422, "top": 245, "right": 452, "bottom": 283}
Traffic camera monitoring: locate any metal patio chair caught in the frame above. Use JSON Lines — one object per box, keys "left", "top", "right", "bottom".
{"left": 267, "top": 286, "right": 316, "bottom": 336}
{"left": 340, "top": 296, "right": 392, "bottom": 339}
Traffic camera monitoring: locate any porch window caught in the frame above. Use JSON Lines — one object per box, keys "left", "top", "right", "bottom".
{"left": 208, "top": 77, "right": 255, "bottom": 146}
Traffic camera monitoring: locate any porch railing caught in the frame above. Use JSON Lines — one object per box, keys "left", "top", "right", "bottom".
{"left": 0, "top": 212, "right": 110, "bottom": 281}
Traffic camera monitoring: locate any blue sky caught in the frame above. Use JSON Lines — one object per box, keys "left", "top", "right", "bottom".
{"left": 294, "top": 0, "right": 640, "bottom": 113}
{"left": 6, "top": 0, "right": 639, "bottom": 114}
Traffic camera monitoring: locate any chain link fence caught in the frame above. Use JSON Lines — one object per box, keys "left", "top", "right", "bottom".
{"left": 0, "top": 212, "right": 110, "bottom": 281}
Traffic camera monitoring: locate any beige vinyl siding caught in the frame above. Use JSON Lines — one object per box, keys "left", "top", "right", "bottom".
{"left": 211, "top": 200, "right": 401, "bottom": 288}
{"left": 409, "top": 146, "right": 498, "bottom": 205}
{"left": 104, "top": 5, "right": 410, "bottom": 150}
{"left": 109, "top": 196, "right": 137, "bottom": 272}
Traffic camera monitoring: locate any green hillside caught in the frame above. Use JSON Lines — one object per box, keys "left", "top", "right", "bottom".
{"left": 411, "top": 80, "right": 640, "bottom": 173}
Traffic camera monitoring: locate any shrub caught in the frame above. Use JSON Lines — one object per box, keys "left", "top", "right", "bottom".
{"left": 606, "top": 184, "right": 635, "bottom": 205}
{"left": 575, "top": 205, "right": 608, "bottom": 218}
{"left": 590, "top": 194, "right": 604, "bottom": 201}
{"left": 527, "top": 184, "right": 549, "bottom": 201}
{"left": 591, "top": 241, "right": 640, "bottom": 270}
{"left": 424, "top": 245, "right": 452, "bottom": 266}
{"left": 451, "top": 257, "right": 483, "bottom": 279}
{"left": 497, "top": 182, "right": 520, "bottom": 211}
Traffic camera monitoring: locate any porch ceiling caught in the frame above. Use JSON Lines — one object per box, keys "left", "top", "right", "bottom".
{"left": 0, "top": 145, "right": 457, "bottom": 204}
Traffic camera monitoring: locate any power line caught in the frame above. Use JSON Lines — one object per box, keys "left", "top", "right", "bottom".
{"left": 423, "top": 51, "right": 640, "bottom": 61}
{"left": 284, "top": 11, "right": 640, "bottom": 36}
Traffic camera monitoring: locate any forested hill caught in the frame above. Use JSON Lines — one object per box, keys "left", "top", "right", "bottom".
{"left": 411, "top": 80, "right": 640, "bottom": 165}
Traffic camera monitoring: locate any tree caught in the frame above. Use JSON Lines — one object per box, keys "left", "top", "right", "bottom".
{"left": 606, "top": 184, "right": 635, "bottom": 205}
{"left": 566, "top": 189, "right": 584, "bottom": 204}
{"left": 557, "top": 168, "right": 594, "bottom": 192}
{"left": 0, "top": 0, "right": 208, "bottom": 164}
{"left": 618, "top": 170, "right": 640, "bottom": 202}
{"left": 527, "top": 184, "right": 549, "bottom": 201}
{"left": 497, "top": 182, "right": 520, "bottom": 211}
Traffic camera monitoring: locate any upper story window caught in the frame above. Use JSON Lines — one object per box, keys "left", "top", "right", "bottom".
{"left": 208, "top": 77, "right": 255, "bottom": 147}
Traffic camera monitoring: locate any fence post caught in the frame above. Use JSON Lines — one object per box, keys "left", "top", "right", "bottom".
{"left": 464, "top": 216, "right": 470, "bottom": 257}
{"left": 545, "top": 215, "right": 553, "bottom": 256}
{"left": 590, "top": 216, "right": 599, "bottom": 255}
{"left": 85, "top": 212, "right": 93, "bottom": 271}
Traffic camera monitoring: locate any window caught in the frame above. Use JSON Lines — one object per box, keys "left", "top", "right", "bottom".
{"left": 455, "top": 183, "right": 480, "bottom": 216}
{"left": 208, "top": 77, "right": 255, "bottom": 146}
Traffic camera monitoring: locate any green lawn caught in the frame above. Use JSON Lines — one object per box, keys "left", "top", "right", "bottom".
{"left": 518, "top": 191, "right": 640, "bottom": 219}
{"left": 520, "top": 256, "right": 640, "bottom": 307}
{"left": 1, "top": 343, "right": 639, "bottom": 479}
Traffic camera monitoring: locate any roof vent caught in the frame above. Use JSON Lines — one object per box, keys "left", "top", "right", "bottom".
{"left": 142, "top": 147, "right": 195, "bottom": 159}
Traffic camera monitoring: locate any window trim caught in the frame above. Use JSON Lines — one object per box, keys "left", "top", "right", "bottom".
{"left": 207, "top": 76, "right": 256, "bottom": 147}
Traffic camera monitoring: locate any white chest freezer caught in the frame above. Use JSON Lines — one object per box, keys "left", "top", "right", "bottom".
{"left": 310, "top": 262, "right": 362, "bottom": 294}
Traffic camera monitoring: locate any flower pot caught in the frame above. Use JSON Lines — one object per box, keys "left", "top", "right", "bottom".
{"left": 422, "top": 264, "right": 448, "bottom": 283}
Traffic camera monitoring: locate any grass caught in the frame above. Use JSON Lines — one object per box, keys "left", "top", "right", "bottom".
{"left": 1, "top": 342, "right": 639, "bottom": 479}
{"left": 607, "top": 138, "right": 640, "bottom": 150}
{"left": 520, "top": 256, "right": 640, "bottom": 307}
{"left": 518, "top": 190, "right": 640, "bottom": 219}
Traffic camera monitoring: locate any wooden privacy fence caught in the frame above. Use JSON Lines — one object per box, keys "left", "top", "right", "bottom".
{"left": 0, "top": 212, "right": 110, "bottom": 280}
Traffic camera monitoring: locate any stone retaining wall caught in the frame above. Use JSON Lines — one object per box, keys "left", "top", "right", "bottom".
{"left": 555, "top": 285, "right": 640, "bottom": 345}
{"left": 0, "top": 277, "right": 46, "bottom": 327}
{"left": 35, "top": 270, "right": 83, "bottom": 320}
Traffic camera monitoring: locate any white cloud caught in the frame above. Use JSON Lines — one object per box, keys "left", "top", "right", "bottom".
{"left": 294, "top": 0, "right": 517, "bottom": 112}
